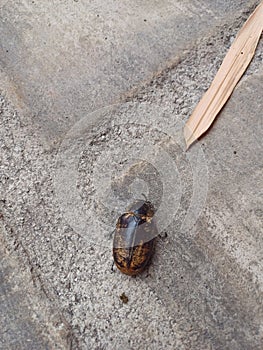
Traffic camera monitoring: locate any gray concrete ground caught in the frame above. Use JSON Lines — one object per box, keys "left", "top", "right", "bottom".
{"left": 0, "top": 0, "right": 262, "bottom": 349}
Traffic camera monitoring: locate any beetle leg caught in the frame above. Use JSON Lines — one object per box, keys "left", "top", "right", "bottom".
{"left": 109, "top": 229, "right": 115, "bottom": 240}
{"left": 111, "top": 261, "right": 116, "bottom": 273}
{"left": 158, "top": 232, "right": 168, "bottom": 241}
{"left": 144, "top": 263, "right": 152, "bottom": 278}
{"left": 141, "top": 193, "right": 147, "bottom": 201}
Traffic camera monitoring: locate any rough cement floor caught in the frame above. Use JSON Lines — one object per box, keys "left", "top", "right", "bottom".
{"left": 0, "top": 1, "right": 262, "bottom": 349}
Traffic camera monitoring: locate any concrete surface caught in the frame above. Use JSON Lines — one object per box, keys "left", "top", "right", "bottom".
{"left": 0, "top": 0, "right": 262, "bottom": 349}
{"left": 0, "top": 0, "right": 259, "bottom": 143}
{"left": 0, "top": 231, "right": 75, "bottom": 349}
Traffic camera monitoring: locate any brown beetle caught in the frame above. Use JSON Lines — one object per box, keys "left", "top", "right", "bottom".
{"left": 113, "top": 200, "right": 157, "bottom": 276}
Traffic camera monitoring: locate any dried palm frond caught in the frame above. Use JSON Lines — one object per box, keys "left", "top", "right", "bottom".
{"left": 184, "top": 2, "right": 263, "bottom": 149}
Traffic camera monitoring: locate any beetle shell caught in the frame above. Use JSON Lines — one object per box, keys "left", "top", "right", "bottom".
{"left": 113, "top": 200, "right": 157, "bottom": 276}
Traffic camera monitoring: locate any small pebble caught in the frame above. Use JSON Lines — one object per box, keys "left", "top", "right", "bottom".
{"left": 120, "top": 292, "right": 129, "bottom": 304}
